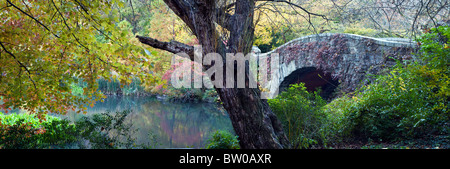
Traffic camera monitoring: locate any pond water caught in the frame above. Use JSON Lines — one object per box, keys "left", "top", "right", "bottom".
{"left": 61, "top": 96, "right": 234, "bottom": 148}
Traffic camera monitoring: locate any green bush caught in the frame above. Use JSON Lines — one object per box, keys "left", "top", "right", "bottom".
{"left": 339, "top": 26, "right": 449, "bottom": 141}
{"left": 205, "top": 130, "right": 240, "bottom": 149}
{"left": 38, "top": 118, "right": 78, "bottom": 147}
{"left": 0, "top": 110, "right": 146, "bottom": 149}
{"left": 74, "top": 110, "right": 137, "bottom": 149}
{"left": 0, "top": 112, "right": 77, "bottom": 149}
{"left": 418, "top": 26, "right": 450, "bottom": 71}
{"left": 320, "top": 96, "right": 354, "bottom": 144}
{"left": 268, "top": 83, "right": 328, "bottom": 148}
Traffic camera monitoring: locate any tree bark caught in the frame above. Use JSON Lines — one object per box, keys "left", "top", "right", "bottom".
{"left": 138, "top": 0, "right": 290, "bottom": 149}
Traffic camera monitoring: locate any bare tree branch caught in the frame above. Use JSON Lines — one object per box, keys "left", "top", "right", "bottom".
{"left": 6, "top": 0, "right": 60, "bottom": 38}
{"left": 256, "top": 0, "right": 327, "bottom": 20}
{"left": 331, "top": 0, "right": 450, "bottom": 37}
{"left": 0, "top": 41, "right": 37, "bottom": 90}
{"left": 136, "top": 35, "right": 194, "bottom": 59}
{"left": 51, "top": 0, "right": 90, "bottom": 52}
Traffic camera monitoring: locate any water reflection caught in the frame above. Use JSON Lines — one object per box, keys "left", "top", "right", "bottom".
{"left": 63, "top": 96, "right": 233, "bottom": 148}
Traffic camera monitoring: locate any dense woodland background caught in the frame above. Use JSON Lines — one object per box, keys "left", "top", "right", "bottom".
{"left": 0, "top": 0, "right": 449, "bottom": 149}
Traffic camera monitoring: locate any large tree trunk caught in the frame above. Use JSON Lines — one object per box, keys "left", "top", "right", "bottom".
{"left": 138, "top": 0, "right": 290, "bottom": 149}
{"left": 216, "top": 87, "right": 290, "bottom": 149}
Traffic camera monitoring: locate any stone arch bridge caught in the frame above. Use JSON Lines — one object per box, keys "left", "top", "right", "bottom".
{"left": 253, "top": 33, "right": 418, "bottom": 100}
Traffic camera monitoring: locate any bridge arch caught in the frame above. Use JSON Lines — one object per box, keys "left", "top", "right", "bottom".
{"left": 278, "top": 67, "right": 339, "bottom": 100}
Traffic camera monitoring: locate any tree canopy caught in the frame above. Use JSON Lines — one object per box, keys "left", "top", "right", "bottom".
{"left": 0, "top": 0, "right": 154, "bottom": 116}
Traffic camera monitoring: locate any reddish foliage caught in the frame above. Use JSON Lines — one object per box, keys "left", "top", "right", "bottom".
{"left": 156, "top": 60, "right": 205, "bottom": 93}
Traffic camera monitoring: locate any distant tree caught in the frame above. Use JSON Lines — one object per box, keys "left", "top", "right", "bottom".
{"left": 329, "top": 0, "right": 450, "bottom": 37}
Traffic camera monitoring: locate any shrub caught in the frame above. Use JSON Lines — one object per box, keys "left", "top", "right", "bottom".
{"left": 37, "top": 118, "right": 78, "bottom": 147}
{"left": 205, "top": 130, "right": 240, "bottom": 149}
{"left": 341, "top": 26, "right": 449, "bottom": 141}
{"left": 268, "top": 83, "right": 327, "bottom": 148}
{"left": 0, "top": 112, "right": 77, "bottom": 149}
{"left": 74, "top": 110, "right": 137, "bottom": 149}
{"left": 418, "top": 26, "right": 449, "bottom": 71}
{"left": 0, "top": 110, "right": 145, "bottom": 149}
{"left": 343, "top": 27, "right": 378, "bottom": 37}
{"left": 320, "top": 96, "right": 354, "bottom": 144}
